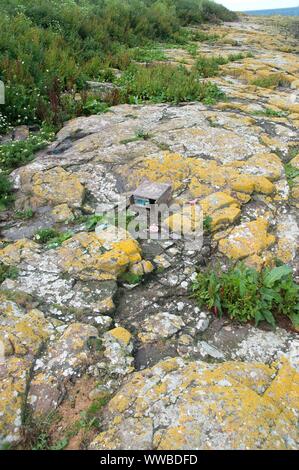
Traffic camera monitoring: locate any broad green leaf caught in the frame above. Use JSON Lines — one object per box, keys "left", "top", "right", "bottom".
{"left": 289, "top": 312, "right": 299, "bottom": 329}
{"left": 263, "top": 310, "right": 276, "bottom": 327}
{"left": 264, "top": 265, "right": 292, "bottom": 287}
{"left": 254, "top": 311, "right": 263, "bottom": 326}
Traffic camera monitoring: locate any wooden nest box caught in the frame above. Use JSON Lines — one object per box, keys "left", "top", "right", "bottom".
{"left": 130, "top": 179, "right": 172, "bottom": 209}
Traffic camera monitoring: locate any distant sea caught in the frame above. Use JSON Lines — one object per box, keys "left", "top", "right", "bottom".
{"left": 245, "top": 6, "right": 299, "bottom": 16}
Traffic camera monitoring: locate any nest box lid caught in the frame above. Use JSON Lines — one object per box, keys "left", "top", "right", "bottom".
{"left": 132, "top": 179, "right": 172, "bottom": 201}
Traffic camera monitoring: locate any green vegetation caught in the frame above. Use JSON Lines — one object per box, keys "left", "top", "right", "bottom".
{"left": 0, "top": 173, "right": 14, "bottom": 210}
{"left": 190, "top": 30, "right": 220, "bottom": 43}
{"left": 130, "top": 46, "right": 168, "bottom": 62}
{"left": 0, "top": 0, "right": 236, "bottom": 134}
{"left": 0, "top": 127, "right": 55, "bottom": 171}
{"left": 0, "top": 1, "right": 236, "bottom": 212}
{"left": 203, "top": 215, "right": 212, "bottom": 232}
{"left": 0, "top": 126, "right": 55, "bottom": 210}
{"left": 119, "top": 64, "right": 225, "bottom": 104}
{"left": 191, "top": 263, "right": 299, "bottom": 328}
{"left": 195, "top": 52, "right": 252, "bottom": 78}
{"left": 251, "top": 75, "right": 284, "bottom": 88}
{"left": 0, "top": 262, "right": 18, "bottom": 283}
{"left": 120, "top": 128, "right": 152, "bottom": 144}
{"left": 82, "top": 99, "right": 110, "bottom": 116}
{"left": 120, "top": 272, "right": 143, "bottom": 285}
{"left": 85, "top": 214, "right": 105, "bottom": 231}
{"left": 24, "top": 411, "right": 63, "bottom": 450}
{"left": 14, "top": 208, "right": 34, "bottom": 219}
{"left": 285, "top": 163, "right": 299, "bottom": 188}
{"left": 253, "top": 108, "right": 288, "bottom": 118}
{"left": 33, "top": 228, "right": 73, "bottom": 248}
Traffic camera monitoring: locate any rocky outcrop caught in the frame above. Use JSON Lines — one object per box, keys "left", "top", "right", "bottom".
{"left": 90, "top": 357, "right": 299, "bottom": 450}
{"left": 1, "top": 16, "right": 299, "bottom": 449}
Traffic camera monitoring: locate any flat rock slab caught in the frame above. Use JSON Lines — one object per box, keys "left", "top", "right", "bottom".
{"left": 90, "top": 357, "right": 299, "bottom": 450}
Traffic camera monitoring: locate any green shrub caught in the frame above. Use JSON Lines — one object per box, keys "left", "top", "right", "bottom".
{"left": 0, "top": 126, "right": 55, "bottom": 171}
{"left": 130, "top": 46, "right": 167, "bottom": 62}
{"left": 0, "top": 0, "right": 236, "bottom": 130}
{"left": 33, "top": 228, "right": 73, "bottom": 248}
{"left": 85, "top": 214, "right": 105, "bottom": 231}
{"left": 82, "top": 99, "right": 110, "bottom": 116}
{"left": 195, "top": 55, "right": 225, "bottom": 77}
{"left": 15, "top": 208, "right": 34, "bottom": 219}
{"left": 251, "top": 75, "right": 283, "bottom": 88}
{"left": 0, "top": 262, "right": 18, "bottom": 283}
{"left": 119, "top": 64, "right": 225, "bottom": 104}
{"left": 191, "top": 263, "right": 299, "bottom": 328}
{"left": 190, "top": 30, "right": 220, "bottom": 43}
{"left": 285, "top": 163, "right": 299, "bottom": 188}
{"left": 203, "top": 215, "right": 212, "bottom": 232}
{"left": 253, "top": 108, "right": 288, "bottom": 118}
{"left": 173, "top": 0, "right": 237, "bottom": 25}
{"left": 120, "top": 272, "right": 143, "bottom": 285}
{"left": 195, "top": 53, "right": 249, "bottom": 78}
{"left": 0, "top": 173, "right": 14, "bottom": 210}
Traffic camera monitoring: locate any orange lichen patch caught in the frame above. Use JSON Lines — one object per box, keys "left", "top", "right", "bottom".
{"left": 0, "top": 356, "right": 32, "bottom": 444}
{"left": 32, "top": 166, "right": 85, "bottom": 208}
{"left": 242, "top": 153, "right": 284, "bottom": 182}
{"left": 199, "top": 192, "right": 239, "bottom": 215}
{"left": 231, "top": 176, "right": 255, "bottom": 194}
{"left": 210, "top": 206, "right": 241, "bottom": 231}
{"left": 0, "top": 239, "right": 39, "bottom": 265}
{"left": 107, "top": 327, "right": 132, "bottom": 346}
{"left": 90, "top": 358, "right": 299, "bottom": 450}
{"left": 57, "top": 231, "right": 144, "bottom": 280}
{"left": 218, "top": 218, "right": 276, "bottom": 260}
{"left": 111, "top": 239, "right": 142, "bottom": 265}
{"left": 130, "top": 153, "right": 190, "bottom": 192}
{"left": 0, "top": 308, "right": 51, "bottom": 357}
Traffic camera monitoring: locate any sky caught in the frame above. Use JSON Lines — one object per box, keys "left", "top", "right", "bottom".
{"left": 218, "top": 1, "right": 299, "bottom": 11}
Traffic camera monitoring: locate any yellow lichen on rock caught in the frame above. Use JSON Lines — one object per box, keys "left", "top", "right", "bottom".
{"left": 164, "top": 205, "right": 203, "bottom": 235}
{"left": 111, "top": 239, "right": 141, "bottom": 265}
{"left": 231, "top": 176, "right": 255, "bottom": 194}
{"left": 254, "top": 176, "right": 275, "bottom": 195}
{"left": 57, "top": 230, "right": 145, "bottom": 281}
{"left": 200, "top": 191, "right": 239, "bottom": 215}
{"left": 242, "top": 153, "right": 284, "bottom": 181}
{"left": 218, "top": 218, "right": 276, "bottom": 260}
{"left": 107, "top": 327, "right": 132, "bottom": 346}
{"left": 210, "top": 206, "right": 241, "bottom": 231}
{"left": 0, "top": 308, "right": 51, "bottom": 357}
{"left": 51, "top": 204, "right": 74, "bottom": 222}
{"left": 89, "top": 358, "right": 299, "bottom": 450}
{"left": 32, "top": 166, "right": 85, "bottom": 208}
{"left": 290, "top": 179, "right": 299, "bottom": 207}
{"left": 0, "top": 239, "right": 39, "bottom": 265}
{"left": 131, "top": 152, "right": 189, "bottom": 193}
{"left": 0, "top": 357, "right": 31, "bottom": 445}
